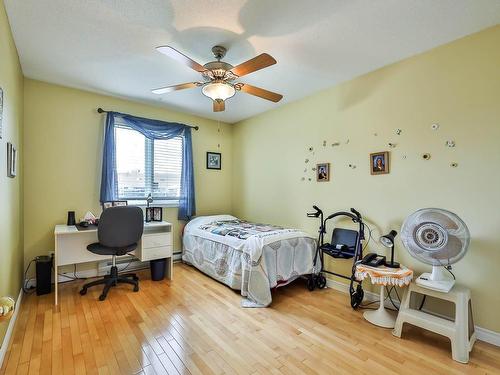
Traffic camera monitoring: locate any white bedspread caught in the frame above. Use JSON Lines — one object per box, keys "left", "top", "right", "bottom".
{"left": 183, "top": 215, "right": 317, "bottom": 307}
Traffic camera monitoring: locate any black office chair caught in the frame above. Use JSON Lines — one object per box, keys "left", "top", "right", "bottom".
{"left": 79, "top": 206, "right": 144, "bottom": 301}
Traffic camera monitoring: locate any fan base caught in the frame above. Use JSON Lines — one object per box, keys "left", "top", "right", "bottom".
{"left": 416, "top": 273, "right": 455, "bottom": 293}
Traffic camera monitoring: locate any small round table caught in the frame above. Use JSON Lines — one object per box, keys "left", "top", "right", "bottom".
{"left": 355, "top": 264, "right": 413, "bottom": 328}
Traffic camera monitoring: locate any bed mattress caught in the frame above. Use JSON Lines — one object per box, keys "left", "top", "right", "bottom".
{"left": 182, "top": 215, "right": 317, "bottom": 307}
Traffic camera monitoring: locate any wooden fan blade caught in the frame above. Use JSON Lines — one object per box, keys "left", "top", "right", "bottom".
{"left": 239, "top": 83, "right": 283, "bottom": 102}
{"left": 230, "top": 53, "right": 277, "bottom": 77}
{"left": 152, "top": 82, "right": 198, "bottom": 94}
{"left": 213, "top": 99, "right": 225, "bottom": 112}
{"left": 156, "top": 46, "right": 206, "bottom": 72}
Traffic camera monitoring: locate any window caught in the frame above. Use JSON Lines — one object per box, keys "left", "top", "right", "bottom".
{"left": 115, "top": 123, "right": 182, "bottom": 203}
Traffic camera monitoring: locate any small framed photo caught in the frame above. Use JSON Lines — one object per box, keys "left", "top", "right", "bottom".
{"left": 102, "top": 201, "right": 113, "bottom": 210}
{"left": 207, "top": 152, "right": 221, "bottom": 170}
{"left": 152, "top": 207, "right": 162, "bottom": 222}
{"left": 112, "top": 201, "right": 128, "bottom": 207}
{"left": 0, "top": 87, "right": 3, "bottom": 139}
{"left": 6, "top": 142, "right": 16, "bottom": 178}
{"left": 316, "top": 163, "right": 330, "bottom": 182}
{"left": 370, "top": 151, "right": 390, "bottom": 175}
{"left": 145, "top": 207, "right": 153, "bottom": 222}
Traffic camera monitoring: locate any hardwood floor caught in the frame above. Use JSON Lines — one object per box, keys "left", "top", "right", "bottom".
{"left": 1, "top": 263, "right": 499, "bottom": 375}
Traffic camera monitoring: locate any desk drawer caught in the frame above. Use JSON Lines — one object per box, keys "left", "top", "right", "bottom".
{"left": 141, "top": 245, "right": 173, "bottom": 261}
{"left": 142, "top": 233, "right": 171, "bottom": 249}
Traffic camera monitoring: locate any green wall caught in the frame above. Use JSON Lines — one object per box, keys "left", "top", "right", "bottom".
{"left": 23, "top": 79, "right": 232, "bottom": 271}
{"left": 0, "top": 0, "right": 24, "bottom": 347}
{"left": 232, "top": 26, "right": 500, "bottom": 332}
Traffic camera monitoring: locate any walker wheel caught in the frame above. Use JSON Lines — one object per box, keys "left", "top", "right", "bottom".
{"left": 133, "top": 285, "right": 139, "bottom": 292}
{"left": 307, "top": 276, "right": 316, "bottom": 291}
{"left": 99, "top": 294, "right": 106, "bottom": 301}
{"left": 316, "top": 275, "right": 327, "bottom": 289}
{"left": 350, "top": 285, "right": 364, "bottom": 309}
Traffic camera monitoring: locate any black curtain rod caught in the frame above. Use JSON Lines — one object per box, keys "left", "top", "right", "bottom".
{"left": 97, "top": 107, "right": 199, "bottom": 130}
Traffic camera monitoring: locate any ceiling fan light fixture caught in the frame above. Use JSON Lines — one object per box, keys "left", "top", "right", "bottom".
{"left": 202, "top": 82, "right": 235, "bottom": 101}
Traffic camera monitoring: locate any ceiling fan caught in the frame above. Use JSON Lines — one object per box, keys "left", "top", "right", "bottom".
{"left": 152, "top": 45, "right": 283, "bottom": 112}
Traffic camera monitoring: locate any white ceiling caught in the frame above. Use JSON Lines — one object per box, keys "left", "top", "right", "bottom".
{"left": 4, "top": 0, "right": 500, "bottom": 123}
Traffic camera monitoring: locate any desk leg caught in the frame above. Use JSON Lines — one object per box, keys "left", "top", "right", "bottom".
{"left": 167, "top": 257, "right": 173, "bottom": 279}
{"left": 363, "top": 285, "right": 396, "bottom": 328}
{"left": 54, "top": 238, "right": 58, "bottom": 306}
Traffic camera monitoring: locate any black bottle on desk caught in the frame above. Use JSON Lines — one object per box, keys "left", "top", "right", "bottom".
{"left": 67, "top": 211, "right": 76, "bottom": 226}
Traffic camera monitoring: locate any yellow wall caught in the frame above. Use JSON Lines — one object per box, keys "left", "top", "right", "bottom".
{"left": 0, "top": 0, "right": 24, "bottom": 346}
{"left": 23, "top": 79, "right": 232, "bottom": 271}
{"left": 232, "top": 26, "right": 500, "bottom": 332}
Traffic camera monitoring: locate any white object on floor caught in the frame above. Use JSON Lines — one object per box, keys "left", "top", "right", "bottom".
{"left": 393, "top": 282, "right": 476, "bottom": 363}
{"left": 363, "top": 285, "right": 396, "bottom": 328}
{"left": 416, "top": 266, "right": 455, "bottom": 292}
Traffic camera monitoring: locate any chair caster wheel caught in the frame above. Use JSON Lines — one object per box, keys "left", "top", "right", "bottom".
{"left": 316, "top": 275, "right": 327, "bottom": 289}
{"left": 79, "top": 289, "right": 87, "bottom": 296}
{"left": 99, "top": 294, "right": 106, "bottom": 301}
{"left": 133, "top": 285, "right": 139, "bottom": 292}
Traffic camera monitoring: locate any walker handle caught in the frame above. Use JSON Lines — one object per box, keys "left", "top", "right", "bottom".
{"left": 350, "top": 208, "right": 361, "bottom": 220}
{"left": 307, "top": 205, "right": 322, "bottom": 218}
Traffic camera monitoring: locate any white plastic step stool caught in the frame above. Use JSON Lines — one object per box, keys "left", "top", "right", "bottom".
{"left": 393, "top": 282, "right": 476, "bottom": 363}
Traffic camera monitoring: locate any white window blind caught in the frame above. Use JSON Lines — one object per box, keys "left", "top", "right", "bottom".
{"left": 115, "top": 123, "right": 183, "bottom": 202}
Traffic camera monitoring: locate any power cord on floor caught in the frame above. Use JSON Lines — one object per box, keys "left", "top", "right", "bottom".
{"left": 22, "top": 258, "right": 36, "bottom": 294}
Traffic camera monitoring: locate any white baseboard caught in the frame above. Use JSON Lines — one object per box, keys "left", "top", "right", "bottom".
{"left": 0, "top": 289, "right": 23, "bottom": 369}
{"left": 325, "top": 279, "right": 500, "bottom": 347}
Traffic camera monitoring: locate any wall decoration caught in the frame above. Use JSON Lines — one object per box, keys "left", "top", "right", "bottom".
{"left": 431, "top": 123, "right": 440, "bottom": 130}
{"left": 422, "top": 153, "right": 431, "bottom": 160}
{"left": 395, "top": 129, "right": 402, "bottom": 135}
{"left": 6, "top": 142, "right": 16, "bottom": 178}
{"left": 206, "top": 152, "right": 221, "bottom": 170}
{"left": 348, "top": 164, "right": 357, "bottom": 169}
{"left": 450, "top": 162, "right": 458, "bottom": 168}
{"left": 370, "top": 151, "right": 389, "bottom": 175}
{"left": 316, "top": 163, "right": 330, "bottom": 181}
{"left": 0, "top": 87, "right": 3, "bottom": 139}
{"left": 308, "top": 146, "right": 314, "bottom": 152}
{"left": 305, "top": 158, "right": 309, "bottom": 163}
{"left": 388, "top": 143, "right": 396, "bottom": 148}
{"left": 331, "top": 142, "right": 340, "bottom": 147}
{"left": 445, "top": 140, "right": 456, "bottom": 148}
{"left": 323, "top": 140, "right": 327, "bottom": 147}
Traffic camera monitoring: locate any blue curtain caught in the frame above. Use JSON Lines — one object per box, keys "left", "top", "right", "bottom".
{"left": 100, "top": 111, "right": 196, "bottom": 221}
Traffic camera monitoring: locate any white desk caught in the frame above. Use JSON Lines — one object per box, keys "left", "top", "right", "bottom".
{"left": 54, "top": 221, "right": 173, "bottom": 305}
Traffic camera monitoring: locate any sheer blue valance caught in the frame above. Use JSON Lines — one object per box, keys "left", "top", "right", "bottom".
{"left": 100, "top": 111, "right": 196, "bottom": 221}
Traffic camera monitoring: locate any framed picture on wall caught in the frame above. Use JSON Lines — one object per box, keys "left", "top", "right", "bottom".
{"left": 370, "top": 151, "right": 390, "bottom": 175}
{"left": 7, "top": 142, "right": 16, "bottom": 178}
{"left": 0, "top": 87, "right": 3, "bottom": 139}
{"left": 206, "top": 152, "right": 221, "bottom": 170}
{"left": 316, "top": 163, "right": 330, "bottom": 182}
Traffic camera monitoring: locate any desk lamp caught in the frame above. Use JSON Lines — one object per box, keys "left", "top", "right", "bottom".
{"left": 380, "top": 230, "right": 400, "bottom": 268}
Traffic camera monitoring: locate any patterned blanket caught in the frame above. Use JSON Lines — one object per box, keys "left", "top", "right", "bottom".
{"left": 183, "top": 215, "right": 316, "bottom": 307}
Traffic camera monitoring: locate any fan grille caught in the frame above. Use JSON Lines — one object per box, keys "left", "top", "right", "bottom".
{"left": 401, "top": 208, "right": 470, "bottom": 266}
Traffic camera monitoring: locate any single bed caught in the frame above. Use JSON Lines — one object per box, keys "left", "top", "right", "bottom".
{"left": 182, "top": 215, "right": 317, "bottom": 307}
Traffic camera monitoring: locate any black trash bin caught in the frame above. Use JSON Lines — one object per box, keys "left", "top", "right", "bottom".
{"left": 150, "top": 258, "right": 167, "bottom": 281}
{"left": 36, "top": 255, "right": 53, "bottom": 296}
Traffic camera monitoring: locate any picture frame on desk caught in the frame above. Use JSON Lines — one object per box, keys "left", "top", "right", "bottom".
{"left": 146, "top": 207, "right": 162, "bottom": 222}
{"left": 102, "top": 201, "right": 128, "bottom": 210}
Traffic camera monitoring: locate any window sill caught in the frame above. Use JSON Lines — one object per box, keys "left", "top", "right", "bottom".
{"left": 126, "top": 200, "right": 180, "bottom": 208}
